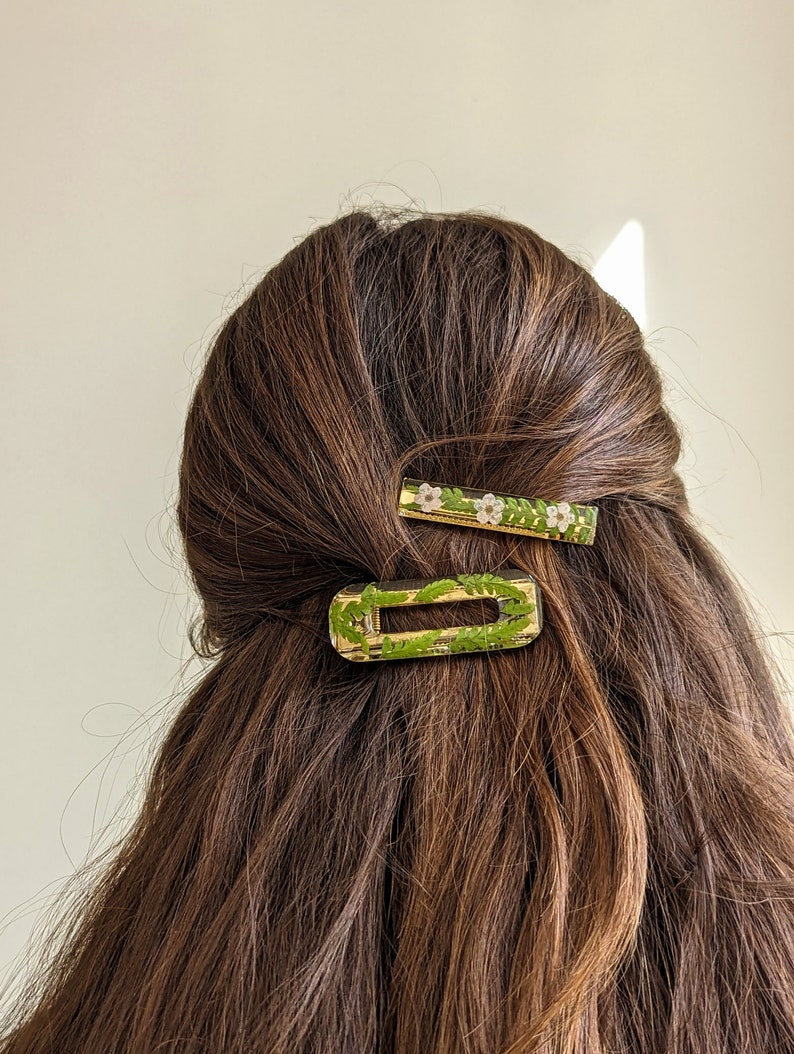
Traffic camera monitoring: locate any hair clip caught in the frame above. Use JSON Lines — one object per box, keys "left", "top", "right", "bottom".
{"left": 397, "top": 477, "right": 597, "bottom": 544}
{"left": 328, "top": 569, "right": 542, "bottom": 662}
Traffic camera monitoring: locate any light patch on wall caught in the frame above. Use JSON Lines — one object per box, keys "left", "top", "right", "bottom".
{"left": 593, "top": 219, "right": 646, "bottom": 332}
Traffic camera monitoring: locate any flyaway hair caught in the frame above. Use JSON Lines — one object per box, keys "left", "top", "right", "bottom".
{"left": 2, "top": 206, "right": 793, "bottom": 1053}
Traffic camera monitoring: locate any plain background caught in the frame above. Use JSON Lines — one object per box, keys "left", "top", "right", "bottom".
{"left": 1, "top": 0, "right": 792, "bottom": 1009}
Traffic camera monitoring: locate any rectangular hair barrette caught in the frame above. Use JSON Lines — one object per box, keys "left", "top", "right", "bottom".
{"left": 397, "top": 477, "right": 598, "bottom": 544}
{"left": 329, "top": 569, "right": 542, "bottom": 662}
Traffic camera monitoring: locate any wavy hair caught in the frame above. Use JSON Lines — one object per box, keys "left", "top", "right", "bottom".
{"left": 2, "top": 206, "right": 793, "bottom": 1053}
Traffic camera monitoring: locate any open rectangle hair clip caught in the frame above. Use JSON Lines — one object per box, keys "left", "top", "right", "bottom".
{"left": 328, "top": 570, "right": 542, "bottom": 662}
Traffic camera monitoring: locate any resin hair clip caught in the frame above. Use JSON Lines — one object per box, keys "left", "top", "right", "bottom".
{"left": 397, "top": 477, "right": 598, "bottom": 544}
{"left": 327, "top": 477, "right": 598, "bottom": 662}
{"left": 328, "top": 570, "right": 542, "bottom": 662}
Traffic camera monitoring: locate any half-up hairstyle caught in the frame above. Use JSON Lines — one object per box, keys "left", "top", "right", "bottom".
{"left": 3, "top": 206, "right": 793, "bottom": 1053}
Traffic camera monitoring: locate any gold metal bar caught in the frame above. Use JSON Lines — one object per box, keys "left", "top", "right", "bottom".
{"left": 397, "top": 477, "right": 598, "bottom": 544}
{"left": 328, "top": 569, "right": 542, "bottom": 662}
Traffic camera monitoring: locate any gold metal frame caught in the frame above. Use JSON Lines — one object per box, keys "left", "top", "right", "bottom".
{"left": 328, "top": 569, "right": 542, "bottom": 662}
{"left": 397, "top": 477, "right": 598, "bottom": 544}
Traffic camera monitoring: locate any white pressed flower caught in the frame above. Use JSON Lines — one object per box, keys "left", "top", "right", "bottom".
{"left": 414, "top": 482, "right": 443, "bottom": 512}
{"left": 474, "top": 492, "right": 505, "bottom": 525}
{"left": 545, "top": 501, "right": 575, "bottom": 532}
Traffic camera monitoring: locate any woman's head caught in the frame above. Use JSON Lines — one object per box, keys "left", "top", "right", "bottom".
{"left": 178, "top": 207, "right": 686, "bottom": 653}
{"left": 3, "top": 206, "right": 793, "bottom": 1054}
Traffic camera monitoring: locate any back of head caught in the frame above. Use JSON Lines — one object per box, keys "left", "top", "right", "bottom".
{"left": 3, "top": 207, "right": 793, "bottom": 1054}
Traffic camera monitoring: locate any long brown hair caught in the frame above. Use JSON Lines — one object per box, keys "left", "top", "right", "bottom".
{"left": 3, "top": 206, "right": 793, "bottom": 1053}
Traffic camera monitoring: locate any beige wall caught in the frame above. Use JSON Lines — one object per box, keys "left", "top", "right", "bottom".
{"left": 2, "top": 0, "right": 792, "bottom": 1005}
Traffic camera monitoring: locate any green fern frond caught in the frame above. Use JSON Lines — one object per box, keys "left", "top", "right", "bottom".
{"left": 456, "top": 573, "right": 527, "bottom": 602}
{"left": 413, "top": 578, "right": 459, "bottom": 603}
{"left": 370, "top": 589, "right": 410, "bottom": 607}
{"left": 380, "top": 628, "right": 443, "bottom": 659}
{"left": 501, "top": 599, "right": 535, "bottom": 616}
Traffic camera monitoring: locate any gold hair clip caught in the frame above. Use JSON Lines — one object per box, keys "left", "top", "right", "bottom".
{"left": 328, "top": 570, "right": 542, "bottom": 662}
{"left": 397, "top": 477, "right": 597, "bottom": 543}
